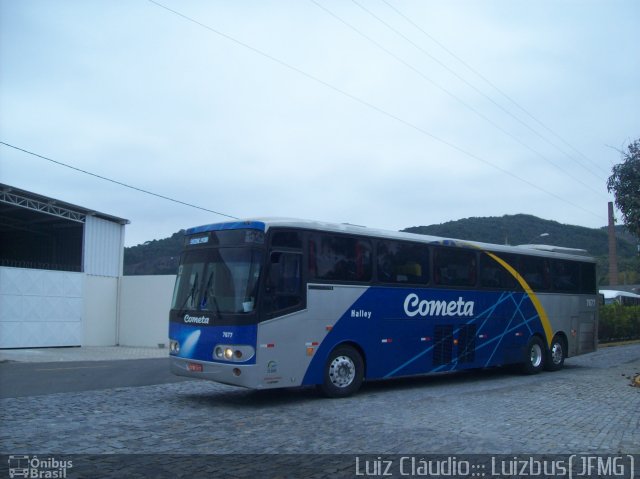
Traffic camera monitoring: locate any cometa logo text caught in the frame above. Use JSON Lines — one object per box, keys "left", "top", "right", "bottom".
{"left": 404, "top": 293, "right": 475, "bottom": 318}
{"left": 184, "top": 314, "right": 210, "bottom": 325}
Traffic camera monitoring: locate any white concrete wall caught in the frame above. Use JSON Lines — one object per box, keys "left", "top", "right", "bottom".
{"left": 83, "top": 275, "right": 118, "bottom": 346}
{"left": 0, "top": 267, "right": 84, "bottom": 348}
{"left": 0, "top": 210, "right": 126, "bottom": 348}
{"left": 0, "top": 268, "right": 176, "bottom": 349}
{"left": 84, "top": 216, "right": 125, "bottom": 277}
{"left": 118, "top": 275, "right": 175, "bottom": 348}
{"left": 80, "top": 216, "right": 126, "bottom": 347}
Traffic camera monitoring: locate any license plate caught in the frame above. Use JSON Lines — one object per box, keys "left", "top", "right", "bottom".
{"left": 187, "top": 363, "right": 203, "bottom": 372}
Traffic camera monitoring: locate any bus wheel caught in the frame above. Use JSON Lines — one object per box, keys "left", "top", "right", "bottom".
{"left": 544, "top": 336, "right": 566, "bottom": 372}
{"left": 320, "top": 345, "right": 364, "bottom": 398}
{"left": 521, "top": 336, "right": 545, "bottom": 374}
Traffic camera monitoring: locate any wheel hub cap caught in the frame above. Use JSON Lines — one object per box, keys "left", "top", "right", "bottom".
{"left": 551, "top": 343, "right": 563, "bottom": 364}
{"left": 329, "top": 356, "right": 355, "bottom": 388}
{"left": 530, "top": 344, "right": 542, "bottom": 368}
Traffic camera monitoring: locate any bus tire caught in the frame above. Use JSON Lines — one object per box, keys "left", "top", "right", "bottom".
{"left": 521, "top": 336, "right": 545, "bottom": 374}
{"left": 319, "top": 345, "right": 364, "bottom": 398}
{"left": 544, "top": 335, "right": 566, "bottom": 372}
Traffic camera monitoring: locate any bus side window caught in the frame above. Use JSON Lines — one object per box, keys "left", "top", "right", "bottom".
{"left": 479, "top": 253, "right": 520, "bottom": 290}
{"left": 519, "top": 256, "right": 550, "bottom": 291}
{"left": 433, "top": 247, "right": 476, "bottom": 287}
{"left": 580, "top": 262, "right": 596, "bottom": 294}
{"left": 308, "top": 239, "right": 317, "bottom": 277}
{"left": 551, "top": 260, "right": 580, "bottom": 293}
{"left": 265, "top": 251, "right": 302, "bottom": 314}
{"left": 377, "top": 240, "right": 429, "bottom": 284}
{"left": 271, "top": 230, "right": 302, "bottom": 249}
{"left": 309, "top": 234, "right": 372, "bottom": 282}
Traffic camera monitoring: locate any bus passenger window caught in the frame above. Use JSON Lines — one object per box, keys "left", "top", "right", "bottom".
{"left": 551, "top": 260, "right": 580, "bottom": 293}
{"left": 309, "top": 234, "right": 372, "bottom": 282}
{"left": 580, "top": 262, "right": 596, "bottom": 294}
{"left": 377, "top": 241, "right": 429, "bottom": 284}
{"left": 479, "top": 253, "right": 519, "bottom": 290}
{"left": 519, "top": 256, "right": 550, "bottom": 291}
{"left": 433, "top": 248, "right": 477, "bottom": 287}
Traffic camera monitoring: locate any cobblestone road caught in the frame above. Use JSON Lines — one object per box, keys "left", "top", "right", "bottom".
{"left": 1, "top": 344, "right": 638, "bottom": 477}
{"left": 1, "top": 344, "right": 639, "bottom": 455}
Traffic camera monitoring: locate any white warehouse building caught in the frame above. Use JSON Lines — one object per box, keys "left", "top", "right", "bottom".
{"left": 0, "top": 183, "right": 129, "bottom": 348}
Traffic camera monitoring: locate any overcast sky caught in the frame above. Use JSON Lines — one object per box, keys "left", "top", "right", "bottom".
{"left": 1, "top": 0, "right": 638, "bottom": 247}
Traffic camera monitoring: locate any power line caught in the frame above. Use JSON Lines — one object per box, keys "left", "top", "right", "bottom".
{"left": 0, "top": 141, "right": 239, "bottom": 220}
{"left": 380, "top": 0, "right": 608, "bottom": 178}
{"left": 147, "top": 0, "right": 605, "bottom": 222}
{"left": 311, "top": 0, "right": 607, "bottom": 200}
{"left": 350, "top": 0, "right": 606, "bottom": 184}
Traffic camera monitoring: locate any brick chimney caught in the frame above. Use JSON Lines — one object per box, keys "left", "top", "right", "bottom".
{"left": 608, "top": 201, "right": 619, "bottom": 286}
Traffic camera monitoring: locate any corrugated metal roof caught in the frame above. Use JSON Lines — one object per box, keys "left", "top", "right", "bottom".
{"left": 0, "top": 183, "right": 129, "bottom": 225}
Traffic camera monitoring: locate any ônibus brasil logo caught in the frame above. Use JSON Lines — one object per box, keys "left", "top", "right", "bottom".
{"left": 8, "top": 455, "right": 73, "bottom": 478}
{"left": 404, "top": 293, "right": 475, "bottom": 318}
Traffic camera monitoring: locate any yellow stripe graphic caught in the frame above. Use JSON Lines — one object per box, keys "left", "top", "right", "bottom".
{"left": 483, "top": 251, "right": 553, "bottom": 347}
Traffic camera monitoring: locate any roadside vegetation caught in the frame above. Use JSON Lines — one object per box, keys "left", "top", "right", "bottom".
{"left": 599, "top": 304, "right": 640, "bottom": 343}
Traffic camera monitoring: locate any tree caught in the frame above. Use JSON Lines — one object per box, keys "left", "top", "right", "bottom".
{"left": 607, "top": 139, "right": 640, "bottom": 239}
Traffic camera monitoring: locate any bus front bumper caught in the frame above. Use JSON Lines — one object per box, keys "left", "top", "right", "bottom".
{"left": 170, "top": 356, "right": 262, "bottom": 389}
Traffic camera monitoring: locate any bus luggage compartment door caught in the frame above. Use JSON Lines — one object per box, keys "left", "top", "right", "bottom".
{"left": 570, "top": 313, "right": 597, "bottom": 356}
{"left": 569, "top": 316, "right": 578, "bottom": 356}
{"left": 578, "top": 312, "right": 596, "bottom": 354}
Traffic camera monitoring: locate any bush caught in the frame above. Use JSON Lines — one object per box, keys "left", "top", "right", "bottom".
{"left": 599, "top": 304, "right": 640, "bottom": 342}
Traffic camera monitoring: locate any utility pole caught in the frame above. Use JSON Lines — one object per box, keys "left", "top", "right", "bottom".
{"left": 608, "top": 201, "right": 619, "bottom": 286}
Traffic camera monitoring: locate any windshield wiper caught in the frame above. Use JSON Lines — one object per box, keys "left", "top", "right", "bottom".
{"left": 201, "top": 272, "right": 221, "bottom": 317}
{"left": 177, "top": 272, "right": 199, "bottom": 317}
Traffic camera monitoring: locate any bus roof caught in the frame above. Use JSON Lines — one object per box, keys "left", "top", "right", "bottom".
{"left": 187, "top": 217, "right": 596, "bottom": 263}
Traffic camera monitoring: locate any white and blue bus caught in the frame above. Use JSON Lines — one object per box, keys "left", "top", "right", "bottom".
{"left": 600, "top": 289, "right": 640, "bottom": 306}
{"left": 169, "top": 219, "right": 598, "bottom": 397}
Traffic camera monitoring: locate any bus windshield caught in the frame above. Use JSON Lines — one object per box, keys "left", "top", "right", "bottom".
{"left": 171, "top": 247, "right": 262, "bottom": 314}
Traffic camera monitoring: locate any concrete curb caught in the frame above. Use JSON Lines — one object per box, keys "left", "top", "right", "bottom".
{"left": 0, "top": 346, "right": 169, "bottom": 363}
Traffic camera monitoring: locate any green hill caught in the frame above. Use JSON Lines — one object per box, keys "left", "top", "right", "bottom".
{"left": 124, "top": 230, "right": 184, "bottom": 275}
{"left": 403, "top": 214, "right": 638, "bottom": 284}
{"left": 403, "top": 214, "right": 635, "bottom": 257}
{"left": 124, "top": 215, "right": 639, "bottom": 284}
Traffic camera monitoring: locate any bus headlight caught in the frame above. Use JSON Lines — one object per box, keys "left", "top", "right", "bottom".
{"left": 213, "top": 345, "right": 254, "bottom": 362}
{"left": 169, "top": 340, "right": 180, "bottom": 354}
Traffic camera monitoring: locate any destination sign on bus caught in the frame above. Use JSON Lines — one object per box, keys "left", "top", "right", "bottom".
{"left": 189, "top": 236, "right": 209, "bottom": 245}
{"left": 185, "top": 229, "right": 265, "bottom": 247}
